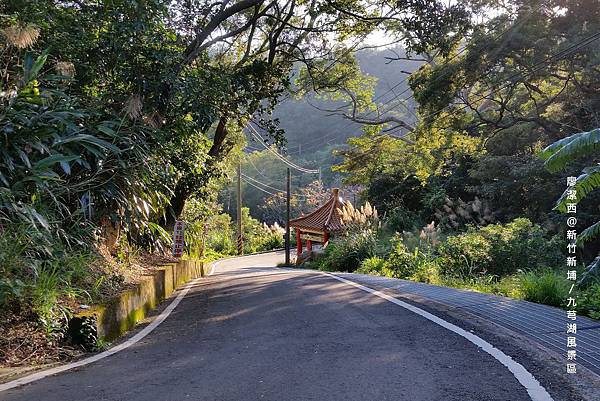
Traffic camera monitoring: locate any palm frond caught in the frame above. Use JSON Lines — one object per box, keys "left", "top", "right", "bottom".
{"left": 541, "top": 128, "right": 600, "bottom": 172}
{"left": 580, "top": 255, "right": 600, "bottom": 285}
{"left": 577, "top": 220, "right": 600, "bottom": 246}
{"left": 555, "top": 165, "right": 600, "bottom": 212}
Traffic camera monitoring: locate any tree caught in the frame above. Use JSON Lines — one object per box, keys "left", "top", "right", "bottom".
{"left": 333, "top": 0, "right": 600, "bottom": 235}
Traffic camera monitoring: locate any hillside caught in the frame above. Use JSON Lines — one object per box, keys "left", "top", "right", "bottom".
{"left": 272, "top": 46, "right": 422, "bottom": 154}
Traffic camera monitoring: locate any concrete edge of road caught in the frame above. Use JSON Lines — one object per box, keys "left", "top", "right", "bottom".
{"left": 0, "top": 250, "right": 287, "bottom": 392}
{"left": 0, "top": 250, "right": 289, "bottom": 391}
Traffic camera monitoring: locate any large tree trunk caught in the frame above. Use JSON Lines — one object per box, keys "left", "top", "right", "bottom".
{"left": 164, "top": 182, "right": 189, "bottom": 231}
{"left": 208, "top": 116, "right": 229, "bottom": 158}
{"left": 163, "top": 115, "right": 230, "bottom": 230}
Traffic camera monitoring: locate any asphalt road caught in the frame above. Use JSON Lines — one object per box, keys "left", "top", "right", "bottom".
{"left": 1, "top": 252, "right": 538, "bottom": 401}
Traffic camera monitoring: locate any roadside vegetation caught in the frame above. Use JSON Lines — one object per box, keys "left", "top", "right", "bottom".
{"left": 295, "top": 0, "right": 600, "bottom": 320}
{"left": 311, "top": 209, "right": 600, "bottom": 319}
{"left": 2, "top": 0, "right": 600, "bottom": 368}
{"left": 3, "top": 1, "right": 411, "bottom": 366}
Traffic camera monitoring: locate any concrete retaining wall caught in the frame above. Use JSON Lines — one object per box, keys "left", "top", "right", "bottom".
{"left": 69, "top": 259, "right": 205, "bottom": 346}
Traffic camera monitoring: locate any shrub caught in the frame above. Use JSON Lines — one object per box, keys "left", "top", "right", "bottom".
{"left": 385, "top": 206, "right": 421, "bottom": 232}
{"left": 439, "top": 218, "right": 563, "bottom": 277}
{"left": 438, "top": 232, "right": 491, "bottom": 277}
{"left": 383, "top": 241, "right": 417, "bottom": 279}
{"left": 518, "top": 270, "right": 568, "bottom": 307}
{"left": 357, "top": 257, "right": 386, "bottom": 275}
{"left": 319, "top": 230, "right": 378, "bottom": 272}
{"left": 0, "top": 278, "right": 27, "bottom": 311}
{"left": 384, "top": 241, "right": 440, "bottom": 282}
{"left": 256, "top": 231, "right": 284, "bottom": 252}
{"left": 578, "top": 283, "right": 600, "bottom": 320}
{"left": 409, "top": 253, "right": 441, "bottom": 284}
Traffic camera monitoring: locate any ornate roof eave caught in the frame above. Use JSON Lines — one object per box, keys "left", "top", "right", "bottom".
{"left": 289, "top": 188, "right": 344, "bottom": 233}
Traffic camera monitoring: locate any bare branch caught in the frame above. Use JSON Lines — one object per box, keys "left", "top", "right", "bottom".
{"left": 180, "top": 0, "right": 265, "bottom": 69}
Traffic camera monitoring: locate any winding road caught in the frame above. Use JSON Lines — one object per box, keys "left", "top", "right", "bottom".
{"left": 1, "top": 252, "right": 555, "bottom": 401}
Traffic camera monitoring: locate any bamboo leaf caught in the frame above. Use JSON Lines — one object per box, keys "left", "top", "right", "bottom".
{"left": 55, "top": 134, "right": 120, "bottom": 153}
{"left": 29, "top": 50, "right": 49, "bottom": 81}
{"left": 580, "top": 255, "right": 600, "bottom": 285}
{"left": 59, "top": 160, "right": 71, "bottom": 175}
{"left": 33, "top": 154, "right": 79, "bottom": 170}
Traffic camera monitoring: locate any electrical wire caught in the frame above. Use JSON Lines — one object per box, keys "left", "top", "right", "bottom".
{"left": 241, "top": 175, "right": 310, "bottom": 200}
{"left": 305, "top": 24, "right": 593, "bottom": 154}
{"left": 246, "top": 122, "right": 320, "bottom": 174}
{"left": 341, "top": 30, "right": 600, "bottom": 163}
{"left": 241, "top": 173, "right": 285, "bottom": 193}
{"left": 241, "top": 177, "right": 279, "bottom": 196}
{"left": 246, "top": 156, "right": 270, "bottom": 179}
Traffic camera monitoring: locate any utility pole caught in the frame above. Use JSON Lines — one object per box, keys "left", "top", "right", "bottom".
{"left": 237, "top": 163, "right": 243, "bottom": 255}
{"left": 285, "top": 167, "right": 291, "bottom": 265}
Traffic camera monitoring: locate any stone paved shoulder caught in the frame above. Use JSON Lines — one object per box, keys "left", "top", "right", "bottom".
{"left": 336, "top": 272, "right": 600, "bottom": 376}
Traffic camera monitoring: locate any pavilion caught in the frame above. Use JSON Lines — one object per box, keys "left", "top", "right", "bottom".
{"left": 289, "top": 188, "right": 344, "bottom": 256}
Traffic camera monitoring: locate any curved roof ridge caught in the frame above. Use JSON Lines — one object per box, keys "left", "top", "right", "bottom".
{"left": 289, "top": 196, "right": 334, "bottom": 224}
{"left": 289, "top": 188, "right": 343, "bottom": 232}
{"left": 324, "top": 189, "right": 342, "bottom": 229}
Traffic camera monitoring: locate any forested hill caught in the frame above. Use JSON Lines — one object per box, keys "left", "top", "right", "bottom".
{"left": 272, "top": 46, "right": 422, "bottom": 154}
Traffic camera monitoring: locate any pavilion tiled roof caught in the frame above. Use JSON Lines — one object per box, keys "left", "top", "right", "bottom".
{"left": 289, "top": 188, "right": 344, "bottom": 233}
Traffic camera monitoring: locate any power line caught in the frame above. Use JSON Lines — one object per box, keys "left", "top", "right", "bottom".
{"left": 246, "top": 122, "right": 320, "bottom": 174}
{"left": 241, "top": 174, "right": 309, "bottom": 199}
{"left": 246, "top": 156, "right": 270, "bottom": 179}
{"left": 410, "top": 30, "right": 600, "bottom": 126}
{"left": 241, "top": 173, "right": 285, "bottom": 193}
{"left": 241, "top": 177, "right": 279, "bottom": 197}
{"left": 246, "top": 150, "right": 312, "bottom": 181}
{"left": 342, "top": 30, "right": 600, "bottom": 164}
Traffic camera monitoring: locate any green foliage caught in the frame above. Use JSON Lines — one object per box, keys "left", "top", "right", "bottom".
{"left": 382, "top": 240, "right": 440, "bottom": 283}
{"left": 256, "top": 230, "right": 284, "bottom": 252}
{"left": 31, "top": 265, "right": 67, "bottom": 336}
{"left": 0, "top": 278, "right": 27, "bottom": 310}
{"left": 468, "top": 155, "right": 562, "bottom": 223}
{"left": 518, "top": 270, "right": 568, "bottom": 308}
{"left": 578, "top": 284, "right": 600, "bottom": 320}
{"left": 319, "top": 231, "right": 378, "bottom": 272}
{"left": 438, "top": 275, "right": 521, "bottom": 299}
{"left": 181, "top": 200, "right": 283, "bottom": 258}
{"left": 356, "top": 256, "right": 386, "bottom": 275}
{"left": 541, "top": 129, "right": 600, "bottom": 173}
{"left": 383, "top": 241, "right": 418, "bottom": 279}
{"left": 385, "top": 207, "right": 422, "bottom": 233}
{"left": 438, "top": 218, "right": 563, "bottom": 278}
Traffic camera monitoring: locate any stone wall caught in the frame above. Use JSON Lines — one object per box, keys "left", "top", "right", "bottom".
{"left": 69, "top": 260, "right": 206, "bottom": 346}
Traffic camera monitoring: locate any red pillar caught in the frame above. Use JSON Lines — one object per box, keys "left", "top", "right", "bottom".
{"left": 296, "top": 229, "right": 302, "bottom": 254}
{"left": 306, "top": 240, "right": 312, "bottom": 252}
{"left": 323, "top": 231, "right": 330, "bottom": 246}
